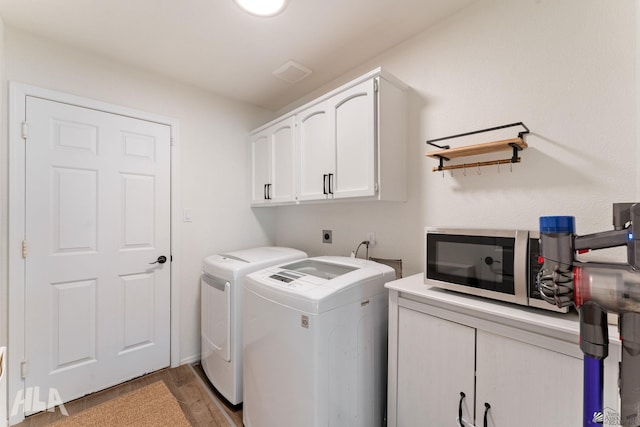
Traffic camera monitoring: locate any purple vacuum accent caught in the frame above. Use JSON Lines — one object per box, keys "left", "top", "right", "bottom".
{"left": 583, "top": 355, "right": 604, "bottom": 425}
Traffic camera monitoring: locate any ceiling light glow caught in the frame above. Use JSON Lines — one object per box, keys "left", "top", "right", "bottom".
{"left": 233, "top": 0, "right": 288, "bottom": 17}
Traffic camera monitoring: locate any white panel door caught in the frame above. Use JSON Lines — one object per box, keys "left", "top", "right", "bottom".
{"left": 270, "top": 117, "right": 296, "bottom": 203}
{"left": 297, "top": 100, "right": 333, "bottom": 201}
{"left": 396, "top": 308, "right": 476, "bottom": 427}
{"left": 250, "top": 131, "right": 270, "bottom": 204}
{"left": 475, "top": 330, "right": 582, "bottom": 427}
{"left": 332, "top": 79, "right": 377, "bottom": 199}
{"left": 24, "top": 96, "right": 171, "bottom": 411}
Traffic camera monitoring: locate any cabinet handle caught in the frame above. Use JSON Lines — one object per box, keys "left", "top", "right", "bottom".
{"left": 267, "top": 184, "right": 272, "bottom": 200}
{"left": 323, "top": 174, "right": 328, "bottom": 195}
{"left": 328, "top": 173, "right": 334, "bottom": 194}
{"left": 483, "top": 402, "right": 491, "bottom": 427}
{"left": 458, "top": 392, "right": 466, "bottom": 427}
{"left": 264, "top": 184, "right": 268, "bottom": 200}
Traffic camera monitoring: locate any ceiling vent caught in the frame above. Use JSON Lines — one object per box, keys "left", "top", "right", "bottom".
{"left": 273, "top": 60, "right": 312, "bottom": 83}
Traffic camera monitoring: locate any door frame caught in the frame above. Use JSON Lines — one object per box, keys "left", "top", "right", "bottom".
{"left": 7, "top": 82, "right": 181, "bottom": 426}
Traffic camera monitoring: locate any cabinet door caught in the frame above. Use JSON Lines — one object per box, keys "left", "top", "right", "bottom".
{"left": 332, "top": 79, "right": 377, "bottom": 199}
{"left": 475, "top": 330, "right": 582, "bottom": 427}
{"left": 250, "top": 130, "right": 270, "bottom": 205}
{"left": 269, "top": 117, "right": 296, "bottom": 203}
{"left": 396, "top": 307, "right": 476, "bottom": 427}
{"left": 297, "top": 100, "right": 333, "bottom": 201}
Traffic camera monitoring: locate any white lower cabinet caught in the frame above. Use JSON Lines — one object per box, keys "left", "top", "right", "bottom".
{"left": 387, "top": 275, "right": 622, "bottom": 427}
{"left": 396, "top": 307, "right": 581, "bottom": 427}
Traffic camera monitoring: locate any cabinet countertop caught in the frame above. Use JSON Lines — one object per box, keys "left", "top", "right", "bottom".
{"left": 386, "top": 273, "right": 621, "bottom": 347}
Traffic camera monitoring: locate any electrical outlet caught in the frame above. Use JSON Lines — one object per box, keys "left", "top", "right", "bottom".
{"left": 367, "top": 232, "right": 376, "bottom": 247}
{"left": 322, "top": 230, "right": 332, "bottom": 244}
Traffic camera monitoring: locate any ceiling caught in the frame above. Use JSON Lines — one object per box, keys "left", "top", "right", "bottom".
{"left": 0, "top": 0, "right": 476, "bottom": 110}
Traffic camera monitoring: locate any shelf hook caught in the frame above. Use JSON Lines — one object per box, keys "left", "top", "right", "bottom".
{"left": 477, "top": 163, "right": 481, "bottom": 175}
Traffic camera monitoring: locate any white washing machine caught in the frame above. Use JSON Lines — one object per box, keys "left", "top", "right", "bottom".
{"left": 200, "top": 246, "right": 306, "bottom": 405}
{"left": 243, "top": 256, "right": 395, "bottom": 427}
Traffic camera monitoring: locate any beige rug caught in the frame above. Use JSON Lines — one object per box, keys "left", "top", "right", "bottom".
{"left": 50, "top": 381, "right": 190, "bottom": 427}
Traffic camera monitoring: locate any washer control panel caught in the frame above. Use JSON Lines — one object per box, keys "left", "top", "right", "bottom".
{"left": 269, "top": 270, "right": 307, "bottom": 288}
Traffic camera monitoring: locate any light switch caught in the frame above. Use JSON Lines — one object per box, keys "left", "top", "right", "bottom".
{"left": 183, "top": 208, "right": 193, "bottom": 222}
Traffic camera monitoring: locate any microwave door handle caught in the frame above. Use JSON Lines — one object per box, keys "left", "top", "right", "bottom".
{"left": 514, "top": 230, "right": 529, "bottom": 306}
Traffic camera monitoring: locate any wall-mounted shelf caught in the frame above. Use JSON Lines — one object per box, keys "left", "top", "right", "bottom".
{"left": 425, "top": 122, "right": 529, "bottom": 173}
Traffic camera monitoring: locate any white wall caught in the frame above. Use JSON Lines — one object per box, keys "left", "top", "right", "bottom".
{"left": 0, "top": 14, "right": 7, "bottom": 427}
{"left": 274, "top": 0, "right": 638, "bottom": 275}
{"left": 1, "top": 28, "right": 277, "bottom": 369}
{"left": 0, "top": 1, "right": 637, "bottom": 420}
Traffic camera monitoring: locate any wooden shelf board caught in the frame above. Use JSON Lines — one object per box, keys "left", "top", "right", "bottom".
{"left": 426, "top": 137, "right": 527, "bottom": 159}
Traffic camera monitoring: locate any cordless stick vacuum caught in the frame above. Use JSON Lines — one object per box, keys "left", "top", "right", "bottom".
{"left": 537, "top": 203, "right": 640, "bottom": 427}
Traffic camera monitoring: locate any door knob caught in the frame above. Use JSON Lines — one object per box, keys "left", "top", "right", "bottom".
{"left": 150, "top": 255, "right": 167, "bottom": 264}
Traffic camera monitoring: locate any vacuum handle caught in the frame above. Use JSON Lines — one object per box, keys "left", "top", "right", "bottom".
{"left": 620, "top": 312, "right": 640, "bottom": 426}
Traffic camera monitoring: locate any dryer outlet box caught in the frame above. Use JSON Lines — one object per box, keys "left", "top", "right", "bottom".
{"left": 322, "top": 230, "right": 332, "bottom": 244}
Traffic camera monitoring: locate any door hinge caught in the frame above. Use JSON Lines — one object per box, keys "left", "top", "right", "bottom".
{"left": 21, "top": 121, "right": 28, "bottom": 140}
{"left": 22, "top": 240, "right": 28, "bottom": 258}
{"left": 21, "top": 360, "right": 27, "bottom": 379}
{"left": 375, "top": 182, "right": 379, "bottom": 193}
{"left": 374, "top": 78, "right": 379, "bottom": 93}
{"left": 170, "top": 137, "right": 175, "bottom": 147}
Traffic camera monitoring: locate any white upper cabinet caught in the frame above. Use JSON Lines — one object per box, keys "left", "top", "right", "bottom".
{"left": 297, "top": 79, "right": 377, "bottom": 201}
{"left": 250, "top": 68, "right": 407, "bottom": 206}
{"left": 250, "top": 116, "right": 296, "bottom": 205}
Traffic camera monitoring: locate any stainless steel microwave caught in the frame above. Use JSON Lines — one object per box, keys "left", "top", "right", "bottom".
{"left": 424, "top": 227, "right": 568, "bottom": 313}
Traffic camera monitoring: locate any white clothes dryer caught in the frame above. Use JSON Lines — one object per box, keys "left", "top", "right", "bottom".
{"left": 243, "top": 256, "right": 395, "bottom": 427}
{"left": 200, "top": 246, "right": 306, "bottom": 405}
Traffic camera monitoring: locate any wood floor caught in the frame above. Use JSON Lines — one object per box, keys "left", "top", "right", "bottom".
{"left": 14, "top": 364, "right": 243, "bottom": 426}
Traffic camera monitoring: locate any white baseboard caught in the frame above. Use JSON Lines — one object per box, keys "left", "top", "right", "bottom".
{"left": 179, "top": 354, "right": 201, "bottom": 366}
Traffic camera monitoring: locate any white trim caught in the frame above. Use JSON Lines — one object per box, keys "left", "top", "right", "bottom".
{"left": 179, "top": 354, "right": 201, "bottom": 366}
{"left": 8, "top": 83, "right": 26, "bottom": 427}
{"left": 170, "top": 124, "right": 182, "bottom": 369}
{"left": 7, "top": 82, "right": 181, "bottom": 425}
{"left": 637, "top": 2, "right": 640, "bottom": 201}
